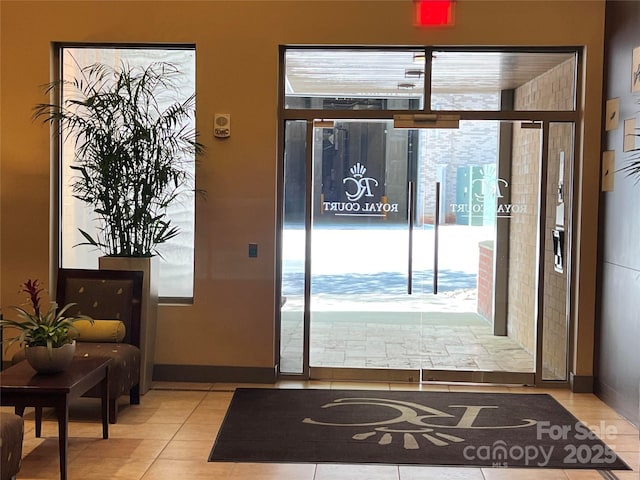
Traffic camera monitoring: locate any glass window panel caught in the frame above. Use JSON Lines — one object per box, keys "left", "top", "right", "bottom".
{"left": 59, "top": 47, "right": 196, "bottom": 299}
{"left": 284, "top": 49, "right": 425, "bottom": 110}
{"left": 280, "top": 120, "right": 308, "bottom": 374}
{"left": 431, "top": 50, "right": 576, "bottom": 111}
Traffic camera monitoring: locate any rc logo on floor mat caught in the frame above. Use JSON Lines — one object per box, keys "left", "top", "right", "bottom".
{"left": 303, "top": 397, "right": 536, "bottom": 449}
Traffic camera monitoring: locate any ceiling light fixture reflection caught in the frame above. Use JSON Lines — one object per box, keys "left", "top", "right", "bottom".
{"left": 405, "top": 69, "right": 424, "bottom": 78}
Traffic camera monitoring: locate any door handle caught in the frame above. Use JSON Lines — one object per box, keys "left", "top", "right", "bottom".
{"left": 407, "top": 181, "right": 415, "bottom": 295}
{"left": 434, "top": 181, "right": 440, "bottom": 294}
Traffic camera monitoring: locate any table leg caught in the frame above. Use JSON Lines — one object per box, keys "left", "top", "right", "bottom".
{"left": 13, "top": 405, "right": 37, "bottom": 437}
{"left": 101, "top": 364, "right": 109, "bottom": 439}
{"left": 55, "top": 401, "right": 69, "bottom": 480}
{"left": 35, "top": 406, "right": 43, "bottom": 437}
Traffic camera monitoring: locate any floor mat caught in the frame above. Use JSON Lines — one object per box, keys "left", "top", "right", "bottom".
{"left": 209, "top": 388, "right": 630, "bottom": 469}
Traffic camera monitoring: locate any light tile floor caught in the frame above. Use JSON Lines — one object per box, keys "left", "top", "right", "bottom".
{"left": 4, "top": 380, "right": 638, "bottom": 480}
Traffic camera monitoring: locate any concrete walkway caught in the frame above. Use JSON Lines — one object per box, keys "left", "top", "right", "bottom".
{"left": 279, "top": 293, "right": 534, "bottom": 375}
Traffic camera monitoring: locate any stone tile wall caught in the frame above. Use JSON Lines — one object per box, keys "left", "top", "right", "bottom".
{"left": 509, "top": 59, "right": 575, "bottom": 377}
{"left": 477, "top": 240, "right": 494, "bottom": 321}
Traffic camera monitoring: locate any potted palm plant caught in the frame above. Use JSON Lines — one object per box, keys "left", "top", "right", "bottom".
{"left": 34, "top": 60, "right": 203, "bottom": 257}
{"left": 1, "top": 279, "right": 92, "bottom": 374}
{"left": 33, "top": 59, "right": 203, "bottom": 391}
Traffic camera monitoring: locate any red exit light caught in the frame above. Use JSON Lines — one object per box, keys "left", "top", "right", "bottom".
{"left": 414, "top": 0, "right": 455, "bottom": 27}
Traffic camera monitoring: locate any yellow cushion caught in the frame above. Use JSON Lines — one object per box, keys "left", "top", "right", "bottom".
{"left": 71, "top": 319, "right": 126, "bottom": 343}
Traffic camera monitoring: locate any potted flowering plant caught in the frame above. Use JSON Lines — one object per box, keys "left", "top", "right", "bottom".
{"left": 1, "top": 279, "right": 92, "bottom": 373}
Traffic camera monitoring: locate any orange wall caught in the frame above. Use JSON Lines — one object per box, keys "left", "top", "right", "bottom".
{"left": 0, "top": 1, "right": 605, "bottom": 376}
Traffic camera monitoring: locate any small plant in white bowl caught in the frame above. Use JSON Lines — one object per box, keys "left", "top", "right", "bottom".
{"left": 1, "top": 279, "right": 92, "bottom": 373}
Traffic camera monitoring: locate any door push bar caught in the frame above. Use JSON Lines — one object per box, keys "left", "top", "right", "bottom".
{"left": 407, "top": 181, "right": 441, "bottom": 295}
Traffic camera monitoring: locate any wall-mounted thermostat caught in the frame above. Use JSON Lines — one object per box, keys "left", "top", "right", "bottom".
{"left": 214, "top": 113, "right": 231, "bottom": 138}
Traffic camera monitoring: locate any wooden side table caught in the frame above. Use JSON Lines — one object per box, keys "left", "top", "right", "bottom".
{"left": 0, "top": 356, "right": 111, "bottom": 480}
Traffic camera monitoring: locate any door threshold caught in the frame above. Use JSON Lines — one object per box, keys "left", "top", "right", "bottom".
{"left": 308, "top": 367, "right": 537, "bottom": 386}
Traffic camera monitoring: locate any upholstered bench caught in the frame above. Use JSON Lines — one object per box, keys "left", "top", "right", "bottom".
{"left": 0, "top": 412, "right": 23, "bottom": 480}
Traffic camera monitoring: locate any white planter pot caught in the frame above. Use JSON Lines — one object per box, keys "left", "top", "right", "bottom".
{"left": 26, "top": 340, "right": 76, "bottom": 374}
{"left": 99, "top": 256, "right": 158, "bottom": 394}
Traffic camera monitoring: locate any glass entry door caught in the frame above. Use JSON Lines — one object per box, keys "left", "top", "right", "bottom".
{"left": 279, "top": 118, "right": 558, "bottom": 384}
{"left": 311, "top": 120, "right": 411, "bottom": 302}
{"left": 279, "top": 46, "right": 577, "bottom": 385}
{"left": 309, "top": 120, "right": 413, "bottom": 371}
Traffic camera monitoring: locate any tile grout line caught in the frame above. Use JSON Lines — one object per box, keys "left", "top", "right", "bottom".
{"left": 137, "top": 387, "right": 211, "bottom": 480}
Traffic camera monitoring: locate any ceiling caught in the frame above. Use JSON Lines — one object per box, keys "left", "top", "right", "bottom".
{"left": 284, "top": 49, "right": 576, "bottom": 97}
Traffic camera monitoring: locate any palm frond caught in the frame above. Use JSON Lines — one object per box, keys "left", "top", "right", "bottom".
{"left": 33, "top": 56, "right": 204, "bottom": 257}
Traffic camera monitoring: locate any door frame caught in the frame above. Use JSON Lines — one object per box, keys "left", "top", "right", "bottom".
{"left": 276, "top": 46, "right": 582, "bottom": 388}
